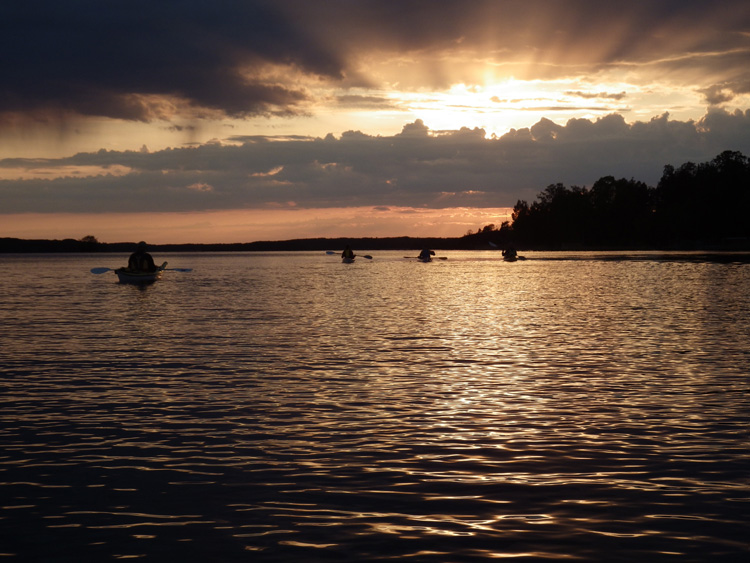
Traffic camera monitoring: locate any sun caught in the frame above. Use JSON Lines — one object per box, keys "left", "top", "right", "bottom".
{"left": 389, "top": 76, "right": 645, "bottom": 138}
{"left": 391, "top": 80, "right": 554, "bottom": 137}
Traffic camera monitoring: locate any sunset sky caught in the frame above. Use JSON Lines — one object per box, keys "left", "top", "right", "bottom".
{"left": 2, "top": 0, "right": 750, "bottom": 244}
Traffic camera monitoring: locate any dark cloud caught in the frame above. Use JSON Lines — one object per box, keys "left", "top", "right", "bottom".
{"left": 334, "top": 95, "right": 398, "bottom": 110}
{"left": 3, "top": 109, "right": 749, "bottom": 213}
{"left": 565, "top": 91, "right": 627, "bottom": 100}
{"left": 0, "top": 0, "right": 344, "bottom": 120}
{"left": 1, "top": 1, "right": 748, "bottom": 121}
{"left": 700, "top": 77, "right": 750, "bottom": 105}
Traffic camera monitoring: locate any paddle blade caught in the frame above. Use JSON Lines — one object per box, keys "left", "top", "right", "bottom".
{"left": 90, "top": 267, "right": 112, "bottom": 274}
{"left": 362, "top": 255, "right": 373, "bottom": 259}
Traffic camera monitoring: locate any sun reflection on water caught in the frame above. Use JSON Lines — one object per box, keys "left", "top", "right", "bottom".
{"left": 1, "top": 252, "right": 748, "bottom": 560}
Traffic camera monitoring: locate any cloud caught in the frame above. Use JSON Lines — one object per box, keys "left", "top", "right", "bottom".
{"left": 0, "top": 1, "right": 345, "bottom": 121}
{"left": 334, "top": 95, "right": 399, "bottom": 110}
{"left": 2, "top": 109, "right": 749, "bottom": 214}
{"left": 565, "top": 91, "right": 627, "bottom": 100}
{"left": 700, "top": 76, "right": 750, "bottom": 105}
{"left": 187, "top": 182, "right": 214, "bottom": 192}
{"left": 2, "top": 1, "right": 748, "bottom": 123}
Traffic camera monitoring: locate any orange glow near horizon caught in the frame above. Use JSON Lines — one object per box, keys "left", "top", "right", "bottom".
{"left": 1, "top": 206, "right": 514, "bottom": 245}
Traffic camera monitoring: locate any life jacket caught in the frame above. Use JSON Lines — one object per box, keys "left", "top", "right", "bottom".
{"left": 128, "top": 253, "right": 156, "bottom": 272}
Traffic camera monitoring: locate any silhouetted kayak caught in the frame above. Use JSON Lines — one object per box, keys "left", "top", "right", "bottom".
{"left": 342, "top": 257, "right": 355, "bottom": 264}
{"left": 115, "top": 262, "right": 167, "bottom": 283}
{"left": 417, "top": 256, "right": 432, "bottom": 262}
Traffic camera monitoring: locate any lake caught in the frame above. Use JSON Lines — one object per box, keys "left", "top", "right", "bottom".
{"left": 1, "top": 251, "right": 749, "bottom": 561}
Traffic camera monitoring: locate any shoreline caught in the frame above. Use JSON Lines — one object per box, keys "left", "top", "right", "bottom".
{"left": 3, "top": 235, "right": 750, "bottom": 253}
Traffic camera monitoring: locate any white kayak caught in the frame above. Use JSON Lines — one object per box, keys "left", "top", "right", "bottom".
{"left": 115, "top": 262, "right": 167, "bottom": 283}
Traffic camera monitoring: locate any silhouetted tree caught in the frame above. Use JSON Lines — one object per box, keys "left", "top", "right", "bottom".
{"left": 655, "top": 150, "right": 750, "bottom": 244}
{"left": 524, "top": 183, "right": 590, "bottom": 247}
{"left": 588, "top": 176, "right": 653, "bottom": 245}
{"left": 509, "top": 200, "right": 533, "bottom": 244}
{"left": 79, "top": 235, "right": 100, "bottom": 251}
{"left": 507, "top": 151, "right": 749, "bottom": 249}
{"left": 702, "top": 151, "right": 750, "bottom": 239}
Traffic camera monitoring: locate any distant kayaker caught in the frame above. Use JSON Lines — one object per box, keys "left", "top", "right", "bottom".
{"left": 342, "top": 245, "right": 355, "bottom": 261}
{"left": 418, "top": 249, "right": 435, "bottom": 261}
{"left": 128, "top": 241, "right": 157, "bottom": 272}
{"left": 502, "top": 247, "right": 518, "bottom": 260}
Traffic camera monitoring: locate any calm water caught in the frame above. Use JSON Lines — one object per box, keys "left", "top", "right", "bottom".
{"left": 1, "top": 251, "right": 749, "bottom": 562}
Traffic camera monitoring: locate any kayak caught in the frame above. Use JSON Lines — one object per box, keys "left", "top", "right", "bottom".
{"left": 417, "top": 256, "right": 432, "bottom": 262}
{"left": 503, "top": 256, "right": 518, "bottom": 262}
{"left": 115, "top": 269, "right": 163, "bottom": 283}
{"left": 115, "top": 262, "right": 167, "bottom": 283}
{"left": 342, "top": 257, "right": 355, "bottom": 263}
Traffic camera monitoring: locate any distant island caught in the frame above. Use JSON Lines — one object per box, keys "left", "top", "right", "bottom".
{"left": 2, "top": 150, "right": 748, "bottom": 253}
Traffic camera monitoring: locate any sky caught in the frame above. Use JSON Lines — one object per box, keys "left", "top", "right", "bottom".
{"left": 2, "top": 0, "right": 750, "bottom": 244}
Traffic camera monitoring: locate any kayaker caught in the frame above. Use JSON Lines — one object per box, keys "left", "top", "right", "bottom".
{"left": 128, "top": 241, "right": 157, "bottom": 272}
{"left": 342, "top": 245, "right": 355, "bottom": 261}
{"left": 502, "top": 247, "right": 518, "bottom": 260}
{"left": 418, "top": 249, "right": 435, "bottom": 261}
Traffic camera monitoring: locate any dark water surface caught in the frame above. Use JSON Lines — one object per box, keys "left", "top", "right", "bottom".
{"left": 2, "top": 251, "right": 749, "bottom": 561}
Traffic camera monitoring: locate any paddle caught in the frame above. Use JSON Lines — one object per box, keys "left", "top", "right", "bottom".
{"left": 328, "top": 251, "right": 372, "bottom": 259}
{"left": 90, "top": 263, "right": 192, "bottom": 274}
{"left": 342, "top": 255, "right": 373, "bottom": 261}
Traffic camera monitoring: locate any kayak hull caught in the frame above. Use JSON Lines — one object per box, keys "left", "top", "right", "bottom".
{"left": 115, "top": 265, "right": 165, "bottom": 283}
{"left": 341, "top": 257, "right": 355, "bottom": 263}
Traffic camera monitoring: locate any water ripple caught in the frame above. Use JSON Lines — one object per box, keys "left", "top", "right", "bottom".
{"left": 1, "top": 252, "right": 749, "bottom": 561}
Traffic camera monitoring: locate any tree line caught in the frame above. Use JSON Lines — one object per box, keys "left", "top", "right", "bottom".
{"left": 466, "top": 150, "right": 750, "bottom": 250}
{"left": 0, "top": 235, "right": 473, "bottom": 253}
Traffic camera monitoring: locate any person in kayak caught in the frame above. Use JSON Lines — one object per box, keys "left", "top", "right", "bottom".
{"left": 502, "top": 246, "right": 518, "bottom": 260}
{"left": 418, "top": 249, "right": 435, "bottom": 261}
{"left": 342, "top": 245, "right": 355, "bottom": 261}
{"left": 128, "top": 241, "right": 157, "bottom": 272}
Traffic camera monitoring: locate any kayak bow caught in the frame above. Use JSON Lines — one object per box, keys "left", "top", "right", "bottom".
{"left": 114, "top": 261, "right": 168, "bottom": 283}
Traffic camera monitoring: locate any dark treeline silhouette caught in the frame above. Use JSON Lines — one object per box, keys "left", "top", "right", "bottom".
{"left": 3, "top": 151, "right": 749, "bottom": 253}
{"left": 468, "top": 150, "right": 750, "bottom": 250}
{"left": 0, "top": 235, "right": 474, "bottom": 253}
{"left": 0, "top": 236, "right": 107, "bottom": 253}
